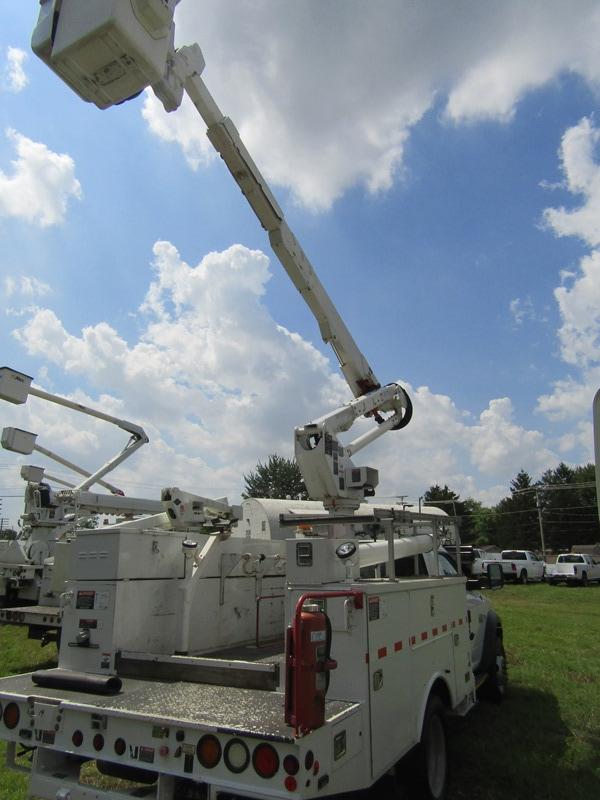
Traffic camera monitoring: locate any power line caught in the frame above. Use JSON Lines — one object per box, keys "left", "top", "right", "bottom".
{"left": 513, "top": 482, "right": 596, "bottom": 493}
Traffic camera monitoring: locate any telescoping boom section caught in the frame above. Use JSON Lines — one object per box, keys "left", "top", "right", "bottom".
{"left": 30, "top": 0, "right": 412, "bottom": 512}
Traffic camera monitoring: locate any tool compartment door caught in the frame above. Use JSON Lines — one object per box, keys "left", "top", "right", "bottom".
{"left": 366, "top": 588, "right": 413, "bottom": 778}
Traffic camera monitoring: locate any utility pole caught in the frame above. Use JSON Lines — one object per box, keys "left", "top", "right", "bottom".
{"left": 534, "top": 487, "right": 546, "bottom": 559}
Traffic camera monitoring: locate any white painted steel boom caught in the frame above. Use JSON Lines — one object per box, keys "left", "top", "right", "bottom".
{"left": 1, "top": 366, "right": 148, "bottom": 495}
{"left": 29, "top": 7, "right": 414, "bottom": 510}
{"left": 173, "top": 46, "right": 382, "bottom": 401}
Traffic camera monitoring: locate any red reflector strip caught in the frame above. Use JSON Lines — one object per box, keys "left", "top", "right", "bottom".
{"left": 420, "top": 632, "right": 428, "bottom": 641}
{"left": 432, "top": 627, "right": 438, "bottom": 636}
{"left": 377, "top": 646, "right": 387, "bottom": 659}
{"left": 410, "top": 635, "right": 416, "bottom": 646}
{"left": 394, "top": 641, "right": 403, "bottom": 652}
{"left": 442, "top": 624, "right": 448, "bottom": 632}
{"left": 365, "top": 653, "right": 369, "bottom": 663}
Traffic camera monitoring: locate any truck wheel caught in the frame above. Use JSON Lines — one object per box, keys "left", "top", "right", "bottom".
{"left": 519, "top": 570, "right": 528, "bottom": 584}
{"left": 406, "top": 694, "right": 447, "bottom": 800}
{"left": 478, "top": 636, "right": 507, "bottom": 703}
{"left": 581, "top": 572, "right": 588, "bottom": 587}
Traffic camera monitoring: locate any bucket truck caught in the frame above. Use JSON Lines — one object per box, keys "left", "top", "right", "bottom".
{"left": 0, "top": 366, "right": 161, "bottom": 637}
{"left": 0, "top": 5, "right": 507, "bottom": 800}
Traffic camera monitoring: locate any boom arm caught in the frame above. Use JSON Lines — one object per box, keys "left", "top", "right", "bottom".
{"left": 27, "top": 383, "right": 149, "bottom": 493}
{"left": 30, "top": 2, "right": 412, "bottom": 514}
{"left": 166, "top": 46, "right": 412, "bottom": 510}
{"left": 1, "top": 367, "right": 148, "bottom": 494}
{"left": 170, "top": 47, "right": 381, "bottom": 400}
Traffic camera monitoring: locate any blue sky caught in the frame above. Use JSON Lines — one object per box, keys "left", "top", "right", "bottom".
{"left": 1, "top": 1, "right": 600, "bottom": 527}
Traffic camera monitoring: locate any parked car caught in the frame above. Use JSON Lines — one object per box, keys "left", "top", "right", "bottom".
{"left": 481, "top": 549, "right": 545, "bottom": 584}
{"left": 545, "top": 553, "right": 600, "bottom": 586}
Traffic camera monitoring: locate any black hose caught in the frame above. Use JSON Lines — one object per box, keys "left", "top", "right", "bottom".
{"left": 32, "top": 669, "right": 122, "bottom": 695}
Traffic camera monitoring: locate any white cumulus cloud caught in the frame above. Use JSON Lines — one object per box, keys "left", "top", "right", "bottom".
{"left": 538, "top": 117, "right": 600, "bottom": 428}
{"left": 9, "top": 240, "right": 558, "bottom": 506}
{"left": 136, "top": 0, "right": 600, "bottom": 210}
{"left": 3, "top": 47, "right": 28, "bottom": 92}
{"left": 543, "top": 117, "right": 600, "bottom": 249}
{"left": 0, "top": 129, "right": 82, "bottom": 227}
{"left": 4, "top": 275, "right": 51, "bottom": 299}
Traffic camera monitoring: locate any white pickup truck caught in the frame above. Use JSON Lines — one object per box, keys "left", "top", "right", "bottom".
{"left": 545, "top": 553, "right": 600, "bottom": 586}
{"left": 461, "top": 547, "right": 502, "bottom": 578}
{"left": 481, "top": 549, "right": 545, "bottom": 584}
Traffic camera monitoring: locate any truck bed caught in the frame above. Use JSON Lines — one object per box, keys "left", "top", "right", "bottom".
{"left": 0, "top": 604, "right": 61, "bottom": 629}
{"left": 0, "top": 671, "right": 358, "bottom": 743}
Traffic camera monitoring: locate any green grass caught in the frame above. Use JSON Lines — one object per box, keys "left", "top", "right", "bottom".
{"left": 0, "top": 585, "right": 598, "bottom": 799}
{"left": 447, "top": 583, "right": 600, "bottom": 799}
{"left": 0, "top": 628, "right": 57, "bottom": 800}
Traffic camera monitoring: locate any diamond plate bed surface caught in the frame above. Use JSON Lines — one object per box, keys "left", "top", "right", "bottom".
{"left": 0, "top": 672, "right": 358, "bottom": 742}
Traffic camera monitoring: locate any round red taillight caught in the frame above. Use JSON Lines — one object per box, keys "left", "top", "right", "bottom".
{"left": 93, "top": 734, "right": 104, "bottom": 752}
{"left": 224, "top": 738, "right": 250, "bottom": 774}
{"left": 197, "top": 734, "right": 222, "bottom": 769}
{"left": 313, "top": 759, "right": 320, "bottom": 776}
{"left": 71, "top": 730, "right": 83, "bottom": 748}
{"left": 114, "top": 737, "right": 126, "bottom": 756}
{"left": 283, "top": 754, "right": 299, "bottom": 776}
{"left": 285, "top": 775, "right": 298, "bottom": 792}
{"left": 3, "top": 703, "right": 20, "bottom": 730}
{"left": 304, "top": 750, "right": 314, "bottom": 770}
{"left": 253, "top": 743, "right": 279, "bottom": 779}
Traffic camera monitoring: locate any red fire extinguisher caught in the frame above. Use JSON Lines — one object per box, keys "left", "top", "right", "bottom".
{"left": 285, "top": 602, "right": 337, "bottom": 735}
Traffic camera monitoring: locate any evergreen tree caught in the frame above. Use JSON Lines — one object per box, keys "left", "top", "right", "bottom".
{"left": 493, "top": 470, "right": 538, "bottom": 550}
{"left": 423, "top": 484, "right": 468, "bottom": 540}
{"left": 538, "top": 462, "right": 598, "bottom": 551}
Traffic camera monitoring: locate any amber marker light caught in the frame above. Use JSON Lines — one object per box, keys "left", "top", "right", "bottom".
{"left": 196, "top": 734, "right": 222, "bottom": 769}
{"left": 3, "top": 703, "right": 19, "bottom": 730}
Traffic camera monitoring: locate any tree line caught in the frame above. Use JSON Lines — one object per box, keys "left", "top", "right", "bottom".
{"left": 243, "top": 455, "right": 599, "bottom": 553}
{"left": 424, "top": 463, "right": 599, "bottom": 552}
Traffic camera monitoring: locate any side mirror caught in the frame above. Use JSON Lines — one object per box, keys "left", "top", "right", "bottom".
{"left": 486, "top": 562, "right": 504, "bottom": 590}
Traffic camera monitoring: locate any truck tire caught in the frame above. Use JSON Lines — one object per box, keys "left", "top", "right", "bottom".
{"left": 406, "top": 694, "right": 447, "bottom": 800}
{"left": 519, "top": 570, "right": 528, "bottom": 584}
{"left": 478, "top": 635, "right": 507, "bottom": 703}
{"left": 581, "top": 572, "right": 588, "bottom": 587}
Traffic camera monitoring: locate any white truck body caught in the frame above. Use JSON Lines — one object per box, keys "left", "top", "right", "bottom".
{"left": 545, "top": 553, "right": 600, "bottom": 585}
{"left": 0, "top": 573, "right": 478, "bottom": 800}
{"left": 481, "top": 549, "right": 545, "bottom": 583}
{"left": 0, "top": 511, "right": 505, "bottom": 800}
